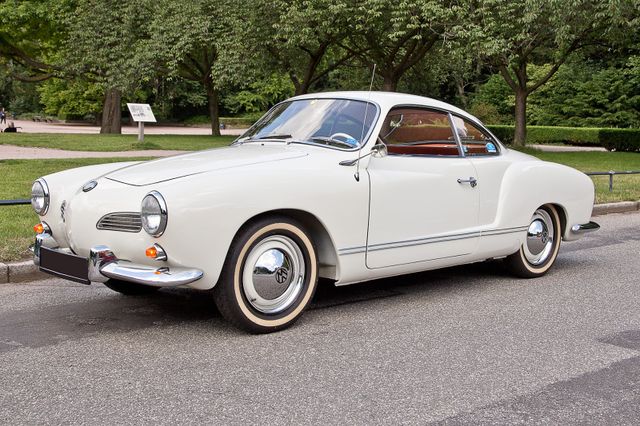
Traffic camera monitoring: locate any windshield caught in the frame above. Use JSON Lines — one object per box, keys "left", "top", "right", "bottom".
{"left": 237, "top": 98, "right": 378, "bottom": 150}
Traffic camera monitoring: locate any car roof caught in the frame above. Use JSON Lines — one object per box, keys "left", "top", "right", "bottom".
{"left": 290, "top": 91, "right": 479, "bottom": 123}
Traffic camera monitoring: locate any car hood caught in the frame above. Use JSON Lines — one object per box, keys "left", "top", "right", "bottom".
{"left": 105, "top": 144, "right": 308, "bottom": 186}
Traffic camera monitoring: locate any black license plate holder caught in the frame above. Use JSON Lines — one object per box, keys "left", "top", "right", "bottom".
{"left": 39, "top": 247, "right": 90, "bottom": 284}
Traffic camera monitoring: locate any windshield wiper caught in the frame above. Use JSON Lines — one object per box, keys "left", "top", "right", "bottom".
{"left": 309, "top": 136, "right": 358, "bottom": 149}
{"left": 256, "top": 134, "right": 293, "bottom": 140}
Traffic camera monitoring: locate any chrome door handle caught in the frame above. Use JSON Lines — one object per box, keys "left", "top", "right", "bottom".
{"left": 457, "top": 177, "right": 477, "bottom": 188}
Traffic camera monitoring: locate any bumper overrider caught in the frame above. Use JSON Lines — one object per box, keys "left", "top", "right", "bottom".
{"left": 33, "top": 232, "right": 203, "bottom": 287}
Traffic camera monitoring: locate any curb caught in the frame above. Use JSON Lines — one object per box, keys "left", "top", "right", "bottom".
{"left": 592, "top": 201, "right": 640, "bottom": 216}
{"left": 0, "top": 260, "right": 47, "bottom": 284}
{"left": 1, "top": 201, "right": 639, "bottom": 285}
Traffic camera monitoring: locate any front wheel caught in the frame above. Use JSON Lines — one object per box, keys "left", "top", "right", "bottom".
{"left": 505, "top": 205, "right": 562, "bottom": 278}
{"left": 213, "top": 216, "right": 319, "bottom": 334}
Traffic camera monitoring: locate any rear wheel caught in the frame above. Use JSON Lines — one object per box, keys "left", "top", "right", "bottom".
{"left": 505, "top": 205, "right": 562, "bottom": 278}
{"left": 103, "top": 279, "right": 160, "bottom": 295}
{"left": 213, "top": 216, "right": 318, "bottom": 334}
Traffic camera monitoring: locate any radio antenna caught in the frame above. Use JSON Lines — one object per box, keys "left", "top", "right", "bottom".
{"left": 355, "top": 63, "right": 376, "bottom": 182}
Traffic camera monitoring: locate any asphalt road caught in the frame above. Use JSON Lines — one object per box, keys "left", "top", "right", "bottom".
{"left": 1, "top": 212, "right": 639, "bottom": 425}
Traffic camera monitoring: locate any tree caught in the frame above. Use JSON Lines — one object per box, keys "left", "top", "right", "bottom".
{"left": 144, "top": 0, "right": 241, "bottom": 136}
{"left": 63, "top": 0, "right": 157, "bottom": 133}
{"left": 0, "top": 0, "right": 70, "bottom": 83}
{"left": 247, "top": 0, "right": 356, "bottom": 96}
{"left": 347, "top": 0, "right": 465, "bottom": 91}
{"left": 474, "top": 0, "right": 638, "bottom": 145}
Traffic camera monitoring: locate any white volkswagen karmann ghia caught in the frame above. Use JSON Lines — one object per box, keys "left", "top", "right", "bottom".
{"left": 31, "top": 91, "right": 599, "bottom": 333}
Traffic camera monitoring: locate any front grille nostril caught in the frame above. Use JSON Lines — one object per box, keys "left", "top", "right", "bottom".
{"left": 97, "top": 212, "right": 142, "bottom": 233}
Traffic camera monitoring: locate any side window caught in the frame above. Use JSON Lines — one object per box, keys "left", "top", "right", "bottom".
{"left": 380, "top": 108, "right": 460, "bottom": 157}
{"left": 451, "top": 116, "right": 499, "bottom": 156}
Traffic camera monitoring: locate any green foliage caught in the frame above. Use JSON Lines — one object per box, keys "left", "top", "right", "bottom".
{"left": 600, "top": 129, "right": 640, "bottom": 152}
{"left": 488, "top": 125, "right": 601, "bottom": 145}
{"left": 223, "top": 74, "right": 294, "bottom": 114}
{"left": 38, "top": 78, "right": 103, "bottom": 119}
{"left": 471, "top": 73, "right": 514, "bottom": 121}
{"left": 63, "top": 0, "right": 157, "bottom": 92}
{"left": 488, "top": 125, "right": 640, "bottom": 152}
{"left": 491, "top": 125, "right": 601, "bottom": 145}
{"left": 528, "top": 57, "right": 640, "bottom": 128}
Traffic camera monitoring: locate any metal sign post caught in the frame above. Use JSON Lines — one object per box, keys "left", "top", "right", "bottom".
{"left": 126, "top": 103, "right": 157, "bottom": 142}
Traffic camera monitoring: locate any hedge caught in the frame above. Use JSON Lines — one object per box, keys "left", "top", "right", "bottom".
{"left": 599, "top": 129, "right": 640, "bottom": 152}
{"left": 487, "top": 125, "right": 640, "bottom": 152}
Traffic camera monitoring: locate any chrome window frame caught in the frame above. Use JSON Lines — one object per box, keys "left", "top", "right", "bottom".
{"left": 450, "top": 113, "right": 503, "bottom": 158}
{"left": 378, "top": 105, "right": 464, "bottom": 159}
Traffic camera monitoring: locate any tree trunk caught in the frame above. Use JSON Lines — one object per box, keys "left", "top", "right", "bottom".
{"left": 205, "top": 78, "right": 221, "bottom": 137}
{"left": 513, "top": 89, "right": 528, "bottom": 146}
{"left": 455, "top": 77, "right": 468, "bottom": 109}
{"left": 100, "top": 88, "right": 122, "bottom": 134}
{"left": 381, "top": 74, "right": 399, "bottom": 92}
{"left": 294, "top": 81, "right": 309, "bottom": 96}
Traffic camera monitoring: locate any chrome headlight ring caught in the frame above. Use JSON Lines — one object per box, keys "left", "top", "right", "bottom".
{"left": 31, "top": 178, "right": 50, "bottom": 215}
{"left": 141, "top": 191, "right": 168, "bottom": 237}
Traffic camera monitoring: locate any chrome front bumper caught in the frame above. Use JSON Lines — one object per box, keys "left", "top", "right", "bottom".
{"left": 570, "top": 221, "right": 600, "bottom": 235}
{"left": 33, "top": 233, "right": 203, "bottom": 287}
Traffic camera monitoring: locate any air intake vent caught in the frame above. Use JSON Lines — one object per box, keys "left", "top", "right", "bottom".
{"left": 97, "top": 212, "right": 142, "bottom": 233}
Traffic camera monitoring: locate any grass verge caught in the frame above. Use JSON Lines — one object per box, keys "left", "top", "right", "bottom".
{"left": 1, "top": 151, "right": 639, "bottom": 263}
{"left": 0, "top": 133, "right": 235, "bottom": 152}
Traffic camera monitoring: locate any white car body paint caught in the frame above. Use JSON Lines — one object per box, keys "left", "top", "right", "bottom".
{"left": 34, "top": 92, "right": 595, "bottom": 289}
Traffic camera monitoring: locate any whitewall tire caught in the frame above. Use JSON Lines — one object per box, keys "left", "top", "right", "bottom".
{"left": 505, "top": 205, "right": 562, "bottom": 278}
{"left": 213, "top": 216, "right": 318, "bottom": 333}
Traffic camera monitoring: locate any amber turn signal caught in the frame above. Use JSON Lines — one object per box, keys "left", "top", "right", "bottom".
{"left": 34, "top": 223, "right": 45, "bottom": 234}
{"left": 145, "top": 246, "right": 158, "bottom": 258}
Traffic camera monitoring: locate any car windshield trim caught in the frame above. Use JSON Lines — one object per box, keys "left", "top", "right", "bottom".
{"left": 234, "top": 97, "right": 381, "bottom": 152}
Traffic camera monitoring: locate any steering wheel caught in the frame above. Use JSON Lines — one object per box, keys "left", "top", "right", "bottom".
{"left": 330, "top": 132, "right": 358, "bottom": 146}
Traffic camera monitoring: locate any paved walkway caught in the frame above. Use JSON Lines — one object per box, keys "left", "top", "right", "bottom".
{"left": 3, "top": 119, "right": 246, "bottom": 136}
{"left": 0, "top": 144, "right": 186, "bottom": 160}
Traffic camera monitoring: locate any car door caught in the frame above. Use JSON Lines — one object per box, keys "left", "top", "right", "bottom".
{"left": 366, "top": 107, "right": 480, "bottom": 269}
{"left": 450, "top": 114, "right": 510, "bottom": 228}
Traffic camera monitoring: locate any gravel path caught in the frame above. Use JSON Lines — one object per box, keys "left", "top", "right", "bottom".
{"left": 3, "top": 119, "right": 245, "bottom": 136}
{"left": 0, "top": 144, "right": 186, "bottom": 160}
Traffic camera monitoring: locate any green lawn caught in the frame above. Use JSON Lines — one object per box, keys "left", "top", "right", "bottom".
{"left": 1, "top": 151, "right": 639, "bottom": 263}
{"left": 0, "top": 133, "right": 235, "bottom": 151}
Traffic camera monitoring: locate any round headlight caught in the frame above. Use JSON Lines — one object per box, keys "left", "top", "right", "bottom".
{"left": 141, "top": 191, "right": 167, "bottom": 237}
{"left": 31, "top": 179, "right": 50, "bottom": 215}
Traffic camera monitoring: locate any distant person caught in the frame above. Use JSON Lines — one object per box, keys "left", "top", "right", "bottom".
{"left": 0, "top": 108, "right": 6, "bottom": 125}
{"left": 3, "top": 121, "right": 18, "bottom": 133}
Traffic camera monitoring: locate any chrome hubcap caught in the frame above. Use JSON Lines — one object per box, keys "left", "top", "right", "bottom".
{"left": 524, "top": 209, "right": 555, "bottom": 266}
{"left": 243, "top": 235, "right": 305, "bottom": 314}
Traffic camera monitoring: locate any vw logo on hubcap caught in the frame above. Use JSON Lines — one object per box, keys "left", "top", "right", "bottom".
{"left": 275, "top": 267, "right": 289, "bottom": 284}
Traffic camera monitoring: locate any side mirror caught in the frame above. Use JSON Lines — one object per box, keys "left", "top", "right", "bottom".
{"left": 372, "top": 143, "right": 387, "bottom": 158}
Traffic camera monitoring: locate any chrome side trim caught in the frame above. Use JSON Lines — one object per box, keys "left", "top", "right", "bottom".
{"left": 570, "top": 221, "right": 600, "bottom": 235}
{"left": 338, "top": 225, "right": 530, "bottom": 256}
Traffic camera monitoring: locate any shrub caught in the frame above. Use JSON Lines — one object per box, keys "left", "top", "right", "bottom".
{"left": 487, "top": 125, "right": 600, "bottom": 146}
{"left": 487, "top": 125, "right": 514, "bottom": 144}
{"left": 599, "top": 129, "right": 640, "bottom": 152}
